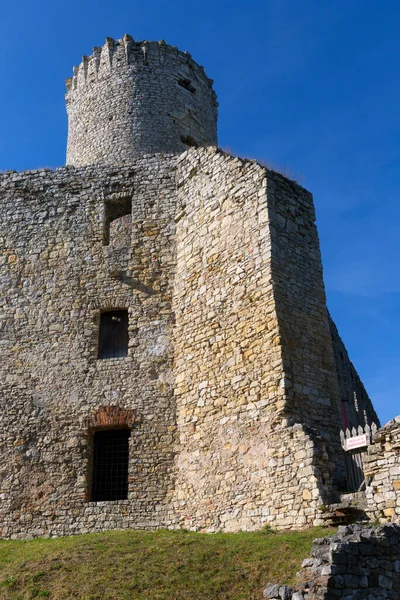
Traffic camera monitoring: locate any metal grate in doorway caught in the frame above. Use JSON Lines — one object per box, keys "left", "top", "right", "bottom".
{"left": 92, "top": 429, "right": 130, "bottom": 501}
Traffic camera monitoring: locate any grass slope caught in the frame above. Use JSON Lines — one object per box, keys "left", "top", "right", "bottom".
{"left": 0, "top": 527, "right": 336, "bottom": 600}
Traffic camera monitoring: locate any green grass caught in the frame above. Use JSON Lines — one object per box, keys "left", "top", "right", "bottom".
{"left": 0, "top": 527, "right": 336, "bottom": 600}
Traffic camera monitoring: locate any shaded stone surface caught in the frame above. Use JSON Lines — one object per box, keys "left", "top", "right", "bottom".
{"left": 263, "top": 524, "right": 400, "bottom": 599}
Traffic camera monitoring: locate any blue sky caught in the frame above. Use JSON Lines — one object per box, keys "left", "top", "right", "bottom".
{"left": 0, "top": 0, "right": 399, "bottom": 424}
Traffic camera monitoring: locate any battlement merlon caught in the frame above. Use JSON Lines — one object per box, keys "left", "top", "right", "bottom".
{"left": 65, "top": 35, "right": 217, "bottom": 106}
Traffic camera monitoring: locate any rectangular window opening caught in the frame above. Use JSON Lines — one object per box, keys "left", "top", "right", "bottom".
{"left": 91, "top": 429, "right": 130, "bottom": 501}
{"left": 98, "top": 309, "right": 129, "bottom": 359}
{"left": 103, "top": 197, "right": 132, "bottom": 246}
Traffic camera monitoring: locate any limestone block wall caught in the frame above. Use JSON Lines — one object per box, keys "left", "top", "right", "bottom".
{"left": 266, "top": 174, "right": 344, "bottom": 461}
{"left": 265, "top": 170, "right": 354, "bottom": 500}
{"left": 0, "top": 145, "right": 380, "bottom": 538}
{"left": 328, "top": 314, "right": 379, "bottom": 430}
{"left": 172, "top": 148, "right": 281, "bottom": 531}
{"left": 66, "top": 37, "right": 218, "bottom": 167}
{"left": 171, "top": 147, "right": 344, "bottom": 531}
{"left": 252, "top": 423, "right": 333, "bottom": 530}
{"left": 263, "top": 524, "right": 400, "bottom": 599}
{"left": 364, "top": 417, "right": 400, "bottom": 524}
{"left": 0, "top": 156, "right": 179, "bottom": 538}
{"left": 266, "top": 175, "right": 379, "bottom": 492}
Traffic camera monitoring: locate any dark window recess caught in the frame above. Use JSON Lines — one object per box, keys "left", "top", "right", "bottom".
{"left": 103, "top": 197, "right": 132, "bottom": 246}
{"left": 178, "top": 78, "right": 196, "bottom": 93}
{"left": 181, "top": 135, "right": 198, "bottom": 148}
{"left": 92, "top": 429, "right": 130, "bottom": 501}
{"left": 98, "top": 310, "right": 129, "bottom": 359}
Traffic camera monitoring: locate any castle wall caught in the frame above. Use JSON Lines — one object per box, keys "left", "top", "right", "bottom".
{"left": 263, "top": 524, "right": 400, "bottom": 600}
{"left": 0, "top": 157, "right": 179, "bottom": 538}
{"left": 364, "top": 418, "right": 400, "bottom": 524}
{"left": 172, "top": 148, "right": 283, "bottom": 531}
{"left": 0, "top": 146, "right": 381, "bottom": 538}
{"left": 171, "top": 148, "right": 336, "bottom": 531}
{"left": 266, "top": 172, "right": 349, "bottom": 493}
{"left": 267, "top": 174, "right": 342, "bottom": 433}
{"left": 328, "top": 314, "right": 379, "bottom": 429}
{"left": 66, "top": 37, "right": 218, "bottom": 167}
{"left": 266, "top": 174, "right": 378, "bottom": 495}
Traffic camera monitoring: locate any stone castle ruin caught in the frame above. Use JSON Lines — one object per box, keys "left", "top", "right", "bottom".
{"left": 0, "top": 35, "right": 392, "bottom": 539}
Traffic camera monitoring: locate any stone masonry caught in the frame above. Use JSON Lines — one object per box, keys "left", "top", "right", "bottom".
{"left": 263, "top": 524, "right": 400, "bottom": 599}
{"left": 365, "top": 418, "right": 400, "bottom": 525}
{"left": 66, "top": 37, "right": 217, "bottom": 166}
{"left": 0, "top": 36, "right": 378, "bottom": 538}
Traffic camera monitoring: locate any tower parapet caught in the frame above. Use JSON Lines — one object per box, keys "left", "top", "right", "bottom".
{"left": 65, "top": 35, "right": 218, "bottom": 167}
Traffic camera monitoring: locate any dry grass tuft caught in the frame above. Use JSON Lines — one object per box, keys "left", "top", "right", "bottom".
{"left": 219, "top": 146, "right": 304, "bottom": 184}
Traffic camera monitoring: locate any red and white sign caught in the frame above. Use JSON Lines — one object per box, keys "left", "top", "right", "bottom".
{"left": 345, "top": 434, "right": 368, "bottom": 451}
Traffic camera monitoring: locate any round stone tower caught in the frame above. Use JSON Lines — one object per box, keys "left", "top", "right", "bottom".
{"left": 65, "top": 35, "right": 218, "bottom": 167}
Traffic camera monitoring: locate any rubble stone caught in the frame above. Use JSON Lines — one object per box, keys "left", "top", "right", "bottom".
{"left": 0, "top": 35, "right": 379, "bottom": 538}
{"left": 263, "top": 524, "right": 400, "bottom": 600}
{"left": 365, "top": 419, "right": 400, "bottom": 525}
{"left": 66, "top": 37, "right": 218, "bottom": 167}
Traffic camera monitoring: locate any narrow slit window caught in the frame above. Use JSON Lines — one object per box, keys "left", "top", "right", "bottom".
{"left": 103, "top": 197, "right": 132, "bottom": 246}
{"left": 98, "top": 309, "right": 129, "bottom": 359}
{"left": 180, "top": 135, "right": 198, "bottom": 148}
{"left": 178, "top": 78, "right": 196, "bottom": 93}
{"left": 91, "top": 429, "right": 130, "bottom": 501}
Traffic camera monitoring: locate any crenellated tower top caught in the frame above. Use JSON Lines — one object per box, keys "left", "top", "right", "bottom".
{"left": 65, "top": 35, "right": 218, "bottom": 167}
